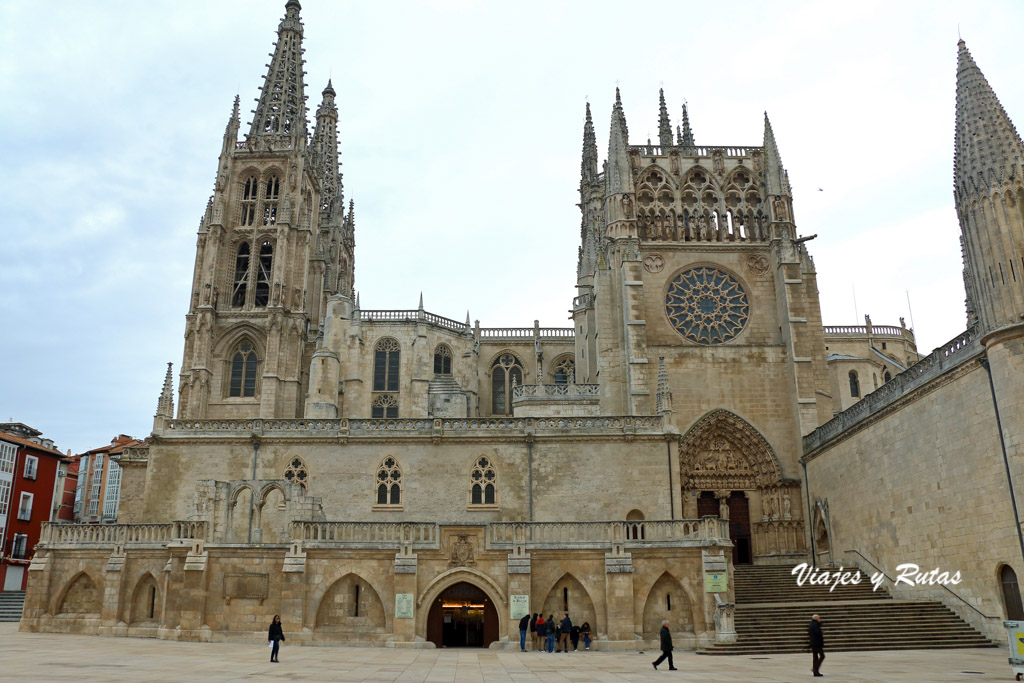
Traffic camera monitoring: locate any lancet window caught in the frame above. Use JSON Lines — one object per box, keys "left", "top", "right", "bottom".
{"left": 263, "top": 176, "right": 280, "bottom": 225}
{"left": 553, "top": 357, "right": 575, "bottom": 385}
{"left": 375, "top": 457, "right": 402, "bottom": 506}
{"left": 231, "top": 243, "right": 250, "bottom": 308}
{"left": 254, "top": 241, "right": 273, "bottom": 307}
{"left": 849, "top": 371, "right": 860, "bottom": 398}
{"left": 241, "top": 176, "right": 258, "bottom": 226}
{"left": 371, "top": 394, "right": 398, "bottom": 419}
{"left": 490, "top": 353, "right": 523, "bottom": 416}
{"left": 373, "top": 338, "right": 400, "bottom": 392}
{"left": 469, "top": 456, "right": 496, "bottom": 506}
{"left": 433, "top": 344, "right": 453, "bottom": 375}
{"left": 229, "top": 341, "right": 258, "bottom": 398}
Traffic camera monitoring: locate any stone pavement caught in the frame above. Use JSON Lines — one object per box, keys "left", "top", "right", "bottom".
{"left": 0, "top": 625, "right": 1011, "bottom": 681}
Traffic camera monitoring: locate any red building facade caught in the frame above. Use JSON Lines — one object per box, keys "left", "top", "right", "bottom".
{"left": 0, "top": 423, "right": 72, "bottom": 591}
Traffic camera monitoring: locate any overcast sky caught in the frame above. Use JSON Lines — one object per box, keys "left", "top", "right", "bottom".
{"left": 2, "top": 0, "right": 1022, "bottom": 454}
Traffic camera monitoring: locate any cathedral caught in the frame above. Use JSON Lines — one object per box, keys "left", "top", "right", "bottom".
{"left": 19, "top": 1, "right": 1024, "bottom": 650}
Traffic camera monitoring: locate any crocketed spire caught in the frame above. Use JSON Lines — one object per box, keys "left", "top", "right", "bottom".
{"left": 312, "top": 80, "right": 342, "bottom": 214}
{"left": 954, "top": 39, "right": 1024, "bottom": 196}
{"left": 248, "top": 0, "right": 308, "bottom": 142}
{"left": 580, "top": 101, "right": 598, "bottom": 185}
{"left": 156, "top": 363, "right": 175, "bottom": 419}
{"left": 678, "top": 103, "right": 695, "bottom": 148}
{"left": 658, "top": 89, "right": 674, "bottom": 148}
{"left": 607, "top": 87, "right": 632, "bottom": 194}
{"left": 762, "top": 112, "right": 791, "bottom": 196}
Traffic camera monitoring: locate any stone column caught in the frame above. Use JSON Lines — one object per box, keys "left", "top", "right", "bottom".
{"left": 178, "top": 540, "right": 210, "bottom": 640}
{"left": 507, "top": 545, "right": 531, "bottom": 649}
{"left": 603, "top": 543, "right": 636, "bottom": 647}
{"left": 392, "top": 544, "right": 418, "bottom": 647}
{"left": 20, "top": 551, "right": 53, "bottom": 631}
{"left": 281, "top": 541, "right": 307, "bottom": 639}
{"left": 100, "top": 544, "right": 128, "bottom": 634}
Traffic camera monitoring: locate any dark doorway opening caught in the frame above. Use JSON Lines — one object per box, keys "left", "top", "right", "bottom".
{"left": 426, "top": 582, "right": 499, "bottom": 648}
{"left": 728, "top": 492, "right": 752, "bottom": 565}
{"left": 1002, "top": 565, "right": 1024, "bottom": 621}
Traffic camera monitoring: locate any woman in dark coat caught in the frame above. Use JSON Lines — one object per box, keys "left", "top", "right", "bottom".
{"left": 268, "top": 614, "right": 285, "bottom": 662}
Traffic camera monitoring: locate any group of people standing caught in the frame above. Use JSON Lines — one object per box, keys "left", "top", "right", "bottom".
{"left": 518, "top": 613, "right": 592, "bottom": 652}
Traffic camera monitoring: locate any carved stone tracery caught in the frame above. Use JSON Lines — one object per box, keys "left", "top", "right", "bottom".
{"left": 680, "top": 410, "right": 781, "bottom": 490}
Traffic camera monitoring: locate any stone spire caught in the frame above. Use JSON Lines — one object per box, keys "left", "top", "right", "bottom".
{"left": 762, "top": 113, "right": 791, "bottom": 196}
{"left": 580, "top": 102, "right": 598, "bottom": 186}
{"left": 248, "top": 0, "right": 308, "bottom": 143}
{"left": 678, "top": 103, "right": 695, "bottom": 148}
{"left": 954, "top": 40, "right": 1024, "bottom": 333}
{"left": 156, "top": 363, "right": 175, "bottom": 419}
{"left": 222, "top": 95, "right": 240, "bottom": 154}
{"left": 658, "top": 89, "right": 674, "bottom": 148}
{"left": 312, "top": 80, "right": 342, "bottom": 215}
{"left": 655, "top": 356, "right": 673, "bottom": 414}
{"left": 955, "top": 40, "right": 1024, "bottom": 194}
{"left": 607, "top": 87, "right": 633, "bottom": 194}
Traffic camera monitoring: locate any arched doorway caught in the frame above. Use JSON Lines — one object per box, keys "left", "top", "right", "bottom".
{"left": 1002, "top": 565, "right": 1024, "bottom": 621}
{"left": 426, "top": 582, "right": 498, "bottom": 648}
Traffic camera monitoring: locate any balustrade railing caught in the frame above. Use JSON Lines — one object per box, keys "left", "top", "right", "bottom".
{"left": 630, "top": 144, "right": 760, "bottom": 158}
{"left": 823, "top": 324, "right": 910, "bottom": 338}
{"left": 356, "top": 309, "right": 469, "bottom": 332}
{"left": 292, "top": 521, "right": 439, "bottom": 548}
{"left": 40, "top": 522, "right": 204, "bottom": 547}
{"left": 512, "top": 384, "right": 600, "bottom": 400}
{"left": 486, "top": 518, "right": 727, "bottom": 548}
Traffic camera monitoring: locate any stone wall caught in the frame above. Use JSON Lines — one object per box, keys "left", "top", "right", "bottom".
{"left": 803, "top": 345, "right": 1019, "bottom": 641}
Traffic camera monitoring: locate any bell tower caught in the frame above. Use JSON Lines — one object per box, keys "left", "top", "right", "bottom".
{"left": 177, "top": 0, "right": 352, "bottom": 420}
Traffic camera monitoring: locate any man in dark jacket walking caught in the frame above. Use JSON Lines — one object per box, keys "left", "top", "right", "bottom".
{"left": 558, "top": 613, "right": 572, "bottom": 652}
{"left": 652, "top": 619, "right": 677, "bottom": 670}
{"left": 809, "top": 613, "right": 825, "bottom": 677}
{"left": 519, "top": 613, "right": 530, "bottom": 651}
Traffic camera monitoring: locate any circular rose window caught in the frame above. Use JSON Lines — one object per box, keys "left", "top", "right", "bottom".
{"left": 666, "top": 267, "right": 749, "bottom": 344}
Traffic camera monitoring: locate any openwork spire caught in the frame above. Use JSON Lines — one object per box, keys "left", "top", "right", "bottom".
{"left": 156, "top": 362, "right": 175, "bottom": 419}
{"left": 581, "top": 102, "right": 598, "bottom": 184}
{"left": 248, "top": 0, "right": 308, "bottom": 142}
{"left": 656, "top": 356, "right": 673, "bottom": 415}
{"left": 762, "top": 112, "right": 791, "bottom": 196}
{"left": 658, "top": 89, "right": 674, "bottom": 148}
{"left": 312, "top": 80, "right": 342, "bottom": 213}
{"left": 607, "top": 87, "right": 632, "bottom": 194}
{"left": 678, "top": 103, "right": 695, "bottom": 147}
{"left": 955, "top": 40, "right": 1024, "bottom": 196}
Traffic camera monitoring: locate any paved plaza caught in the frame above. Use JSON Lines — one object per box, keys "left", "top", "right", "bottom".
{"left": 0, "top": 625, "right": 1012, "bottom": 682}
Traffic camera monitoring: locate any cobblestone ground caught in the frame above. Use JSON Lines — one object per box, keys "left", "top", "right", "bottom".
{"left": 1, "top": 625, "right": 1011, "bottom": 681}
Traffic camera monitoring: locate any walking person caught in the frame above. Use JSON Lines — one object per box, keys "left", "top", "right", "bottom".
{"left": 652, "top": 619, "right": 677, "bottom": 670}
{"left": 809, "top": 613, "right": 825, "bottom": 677}
{"left": 581, "top": 621, "right": 592, "bottom": 650}
{"left": 268, "top": 614, "right": 285, "bottom": 663}
{"left": 518, "top": 612, "right": 530, "bottom": 652}
{"left": 535, "top": 614, "right": 546, "bottom": 652}
{"left": 559, "top": 613, "right": 572, "bottom": 652}
{"left": 545, "top": 614, "right": 557, "bottom": 652}
{"left": 529, "top": 613, "right": 539, "bottom": 652}
{"left": 570, "top": 622, "right": 581, "bottom": 651}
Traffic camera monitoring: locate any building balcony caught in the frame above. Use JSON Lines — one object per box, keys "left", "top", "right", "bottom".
{"left": 511, "top": 383, "right": 601, "bottom": 418}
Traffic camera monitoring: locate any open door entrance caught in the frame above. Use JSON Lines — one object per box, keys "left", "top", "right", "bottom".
{"left": 426, "top": 581, "right": 499, "bottom": 648}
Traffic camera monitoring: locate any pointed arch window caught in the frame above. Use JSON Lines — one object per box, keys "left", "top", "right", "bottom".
{"left": 254, "top": 241, "right": 273, "bottom": 307}
{"left": 491, "top": 353, "right": 523, "bottom": 415}
{"left": 371, "top": 394, "right": 398, "bottom": 419}
{"left": 469, "top": 456, "right": 497, "bottom": 506}
{"left": 554, "top": 357, "right": 575, "bottom": 385}
{"left": 849, "top": 371, "right": 860, "bottom": 398}
{"left": 433, "top": 344, "right": 453, "bottom": 375}
{"left": 373, "top": 338, "right": 400, "bottom": 392}
{"left": 231, "top": 243, "right": 250, "bottom": 308}
{"left": 241, "top": 176, "right": 258, "bottom": 226}
{"left": 883, "top": 370, "right": 892, "bottom": 383}
{"left": 229, "top": 341, "right": 258, "bottom": 397}
{"left": 1001, "top": 565, "right": 1024, "bottom": 620}
{"left": 375, "top": 457, "right": 402, "bottom": 506}
{"left": 284, "top": 457, "right": 308, "bottom": 493}
{"left": 263, "top": 176, "right": 279, "bottom": 225}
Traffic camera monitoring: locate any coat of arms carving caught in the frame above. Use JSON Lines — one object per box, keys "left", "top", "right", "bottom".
{"left": 449, "top": 535, "right": 476, "bottom": 568}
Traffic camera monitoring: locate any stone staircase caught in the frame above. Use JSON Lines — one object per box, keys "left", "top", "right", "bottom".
{"left": 0, "top": 591, "right": 25, "bottom": 623}
{"left": 698, "top": 564, "right": 995, "bottom": 654}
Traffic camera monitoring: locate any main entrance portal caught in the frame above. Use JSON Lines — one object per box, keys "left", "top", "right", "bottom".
{"left": 426, "top": 582, "right": 499, "bottom": 648}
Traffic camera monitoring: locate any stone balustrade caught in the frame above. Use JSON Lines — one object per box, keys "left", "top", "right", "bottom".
{"left": 804, "top": 326, "right": 980, "bottom": 455}
{"left": 512, "top": 383, "right": 600, "bottom": 400}
{"left": 356, "top": 309, "right": 470, "bottom": 332}
{"left": 292, "top": 522, "right": 439, "bottom": 548}
{"left": 823, "top": 324, "right": 912, "bottom": 338}
{"left": 486, "top": 518, "right": 729, "bottom": 549}
{"left": 630, "top": 144, "right": 760, "bottom": 157}
{"left": 39, "top": 522, "right": 202, "bottom": 548}
{"left": 752, "top": 519, "right": 806, "bottom": 558}
{"left": 163, "top": 416, "right": 664, "bottom": 438}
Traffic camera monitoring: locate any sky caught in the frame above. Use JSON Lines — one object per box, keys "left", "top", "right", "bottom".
{"left": 1, "top": 0, "right": 1022, "bottom": 455}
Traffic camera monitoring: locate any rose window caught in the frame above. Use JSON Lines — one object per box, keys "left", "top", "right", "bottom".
{"left": 666, "top": 267, "right": 749, "bottom": 345}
